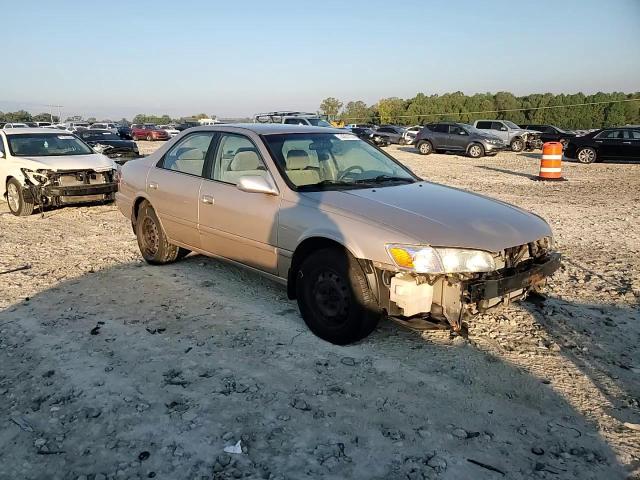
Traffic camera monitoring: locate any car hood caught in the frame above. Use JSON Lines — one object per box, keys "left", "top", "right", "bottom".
{"left": 16, "top": 154, "right": 116, "bottom": 172}
{"left": 303, "top": 182, "right": 552, "bottom": 252}
{"left": 88, "top": 139, "right": 136, "bottom": 148}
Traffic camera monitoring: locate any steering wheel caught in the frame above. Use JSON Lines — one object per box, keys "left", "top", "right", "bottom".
{"left": 338, "top": 165, "right": 364, "bottom": 180}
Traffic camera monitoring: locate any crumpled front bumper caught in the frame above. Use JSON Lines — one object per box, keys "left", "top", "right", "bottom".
{"left": 464, "top": 252, "right": 561, "bottom": 308}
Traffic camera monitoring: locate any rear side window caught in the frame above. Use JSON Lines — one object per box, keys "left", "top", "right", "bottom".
{"left": 284, "top": 118, "right": 307, "bottom": 125}
{"left": 475, "top": 121, "right": 492, "bottom": 129}
{"left": 597, "top": 130, "right": 622, "bottom": 139}
{"left": 432, "top": 124, "right": 449, "bottom": 133}
{"left": 158, "top": 132, "right": 215, "bottom": 176}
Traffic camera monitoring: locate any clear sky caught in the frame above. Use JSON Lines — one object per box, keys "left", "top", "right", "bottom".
{"left": 1, "top": 0, "right": 639, "bottom": 119}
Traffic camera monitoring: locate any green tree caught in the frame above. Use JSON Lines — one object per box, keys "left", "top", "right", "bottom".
{"left": 33, "top": 113, "right": 59, "bottom": 123}
{"left": 319, "top": 97, "right": 343, "bottom": 118}
{"left": 377, "top": 97, "right": 406, "bottom": 124}
{"left": 340, "top": 100, "right": 372, "bottom": 122}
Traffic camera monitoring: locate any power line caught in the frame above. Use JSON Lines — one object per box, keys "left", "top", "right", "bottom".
{"left": 342, "top": 97, "right": 640, "bottom": 121}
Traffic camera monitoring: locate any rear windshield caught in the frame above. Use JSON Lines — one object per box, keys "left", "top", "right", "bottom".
{"left": 7, "top": 133, "right": 93, "bottom": 157}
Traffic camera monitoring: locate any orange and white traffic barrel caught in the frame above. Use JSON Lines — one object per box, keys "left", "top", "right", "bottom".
{"left": 536, "top": 142, "right": 566, "bottom": 181}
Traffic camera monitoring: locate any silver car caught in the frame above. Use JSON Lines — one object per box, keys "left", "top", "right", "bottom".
{"left": 116, "top": 124, "right": 560, "bottom": 344}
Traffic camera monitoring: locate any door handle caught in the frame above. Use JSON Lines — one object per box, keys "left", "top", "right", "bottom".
{"left": 201, "top": 195, "right": 214, "bottom": 205}
{"left": 595, "top": 141, "right": 602, "bottom": 143}
{"left": 148, "top": 182, "right": 158, "bottom": 190}
{"left": 622, "top": 141, "right": 631, "bottom": 144}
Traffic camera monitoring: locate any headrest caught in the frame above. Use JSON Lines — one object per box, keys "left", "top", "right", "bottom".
{"left": 286, "top": 149, "right": 310, "bottom": 170}
{"left": 178, "top": 148, "right": 204, "bottom": 161}
{"left": 230, "top": 150, "right": 261, "bottom": 171}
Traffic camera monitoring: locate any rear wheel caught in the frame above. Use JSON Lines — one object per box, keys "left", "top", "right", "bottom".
{"left": 417, "top": 140, "right": 433, "bottom": 155}
{"left": 136, "top": 201, "right": 182, "bottom": 264}
{"left": 510, "top": 138, "right": 524, "bottom": 152}
{"left": 296, "top": 248, "right": 381, "bottom": 345}
{"left": 577, "top": 147, "right": 597, "bottom": 164}
{"left": 6, "top": 178, "right": 34, "bottom": 216}
{"left": 468, "top": 143, "right": 484, "bottom": 158}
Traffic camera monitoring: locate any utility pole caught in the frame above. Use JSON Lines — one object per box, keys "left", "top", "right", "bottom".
{"left": 45, "top": 104, "right": 63, "bottom": 124}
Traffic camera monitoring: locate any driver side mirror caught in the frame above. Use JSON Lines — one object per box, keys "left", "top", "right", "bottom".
{"left": 236, "top": 174, "right": 279, "bottom": 195}
{"left": 500, "top": 126, "right": 507, "bottom": 131}
{"left": 458, "top": 130, "right": 467, "bottom": 135}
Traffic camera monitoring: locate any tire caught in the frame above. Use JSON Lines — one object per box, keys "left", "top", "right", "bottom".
{"left": 296, "top": 248, "right": 381, "bottom": 345}
{"left": 146, "top": 134, "right": 153, "bottom": 142}
{"left": 576, "top": 147, "right": 597, "bottom": 164}
{"left": 417, "top": 140, "right": 433, "bottom": 155}
{"left": 136, "top": 201, "right": 182, "bottom": 264}
{"left": 6, "top": 178, "right": 35, "bottom": 216}
{"left": 510, "top": 138, "right": 524, "bottom": 152}
{"left": 132, "top": 134, "right": 138, "bottom": 141}
{"left": 467, "top": 143, "right": 484, "bottom": 158}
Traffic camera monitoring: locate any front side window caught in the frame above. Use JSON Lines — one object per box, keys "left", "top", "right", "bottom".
{"left": 0, "top": 136, "right": 5, "bottom": 155}
{"left": 263, "top": 133, "right": 416, "bottom": 189}
{"left": 630, "top": 130, "right": 640, "bottom": 140}
{"left": 211, "top": 134, "right": 268, "bottom": 185}
{"left": 449, "top": 125, "right": 467, "bottom": 135}
{"left": 503, "top": 121, "right": 520, "bottom": 129}
{"left": 306, "top": 118, "right": 332, "bottom": 127}
{"left": 7, "top": 133, "right": 94, "bottom": 156}
{"left": 159, "top": 132, "right": 214, "bottom": 176}
{"left": 284, "top": 118, "right": 307, "bottom": 125}
{"left": 492, "top": 122, "right": 507, "bottom": 130}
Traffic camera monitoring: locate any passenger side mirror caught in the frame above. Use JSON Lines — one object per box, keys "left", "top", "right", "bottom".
{"left": 500, "top": 126, "right": 507, "bottom": 131}
{"left": 236, "top": 174, "right": 279, "bottom": 195}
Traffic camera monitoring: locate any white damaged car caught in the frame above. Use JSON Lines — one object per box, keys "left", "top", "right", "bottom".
{"left": 0, "top": 128, "right": 118, "bottom": 216}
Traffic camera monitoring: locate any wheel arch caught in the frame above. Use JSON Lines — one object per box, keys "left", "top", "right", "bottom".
{"left": 286, "top": 236, "right": 378, "bottom": 301}
{"left": 131, "top": 194, "right": 152, "bottom": 233}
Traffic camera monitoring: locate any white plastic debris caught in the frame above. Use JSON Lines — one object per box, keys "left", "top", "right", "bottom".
{"left": 223, "top": 440, "right": 243, "bottom": 454}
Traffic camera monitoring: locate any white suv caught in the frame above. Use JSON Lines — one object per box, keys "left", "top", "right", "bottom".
{"left": 0, "top": 128, "right": 117, "bottom": 216}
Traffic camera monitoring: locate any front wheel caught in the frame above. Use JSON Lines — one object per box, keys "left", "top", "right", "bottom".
{"left": 417, "top": 140, "right": 433, "bottom": 155}
{"left": 468, "top": 143, "right": 484, "bottom": 158}
{"left": 510, "top": 138, "right": 524, "bottom": 152}
{"left": 6, "top": 178, "right": 35, "bottom": 216}
{"left": 576, "top": 147, "right": 597, "bottom": 164}
{"left": 136, "top": 201, "right": 182, "bottom": 264}
{"left": 296, "top": 248, "right": 381, "bottom": 345}
{"left": 146, "top": 134, "right": 153, "bottom": 142}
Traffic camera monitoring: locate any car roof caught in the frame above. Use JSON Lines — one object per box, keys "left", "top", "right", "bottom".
{"left": 183, "top": 123, "right": 345, "bottom": 135}
{"left": 2, "top": 128, "right": 72, "bottom": 135}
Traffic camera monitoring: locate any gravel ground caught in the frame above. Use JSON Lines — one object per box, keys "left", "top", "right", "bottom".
{"left": 0, "top": 143, "right": 638, "bottom": 480}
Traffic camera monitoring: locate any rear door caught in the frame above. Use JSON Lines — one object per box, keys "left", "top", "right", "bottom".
{"left": 145, "top": 131, "right": 216, "bottom": 249}
{"left": 429, "top": 124, "right": 451, "bottom": 148}
{"left": 198, "top": 132, "right": 281, "bottom": 274}
{"left": 628, "top": 129, "right": 640, "bottom": 160}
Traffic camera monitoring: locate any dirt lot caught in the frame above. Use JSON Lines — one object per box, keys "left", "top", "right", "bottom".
{"left": 1, "top": 143, "right": 639, "bottom": 480}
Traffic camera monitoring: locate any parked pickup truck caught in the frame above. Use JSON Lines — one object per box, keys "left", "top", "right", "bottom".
{"left": 473, "top": 120, "right": 539, "bottom": 152}
{"left": 131, "top": 124, "right": 170, "bottom": 141}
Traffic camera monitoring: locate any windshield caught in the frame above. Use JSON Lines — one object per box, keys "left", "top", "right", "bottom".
{"left": 263, "top": 133, "right": 417, "bottom": 190}
{"left": 306, "top": 118, "right": 333, "bottom": 127}
{"left": 8, "top": 133, "right": 94, "bottom": 157}
{"left": 82, "top": 131, "right": 119, "bottom": 141}
{"left": 504, "top": 121, "right": 520, "bottom": 129}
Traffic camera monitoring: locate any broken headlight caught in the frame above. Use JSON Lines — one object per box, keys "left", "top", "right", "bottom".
{"left": 386, "top": 244, "right": 496, "bottom": 274}
{"left": 21, "top": 168, "right": 51, "bottom": 185}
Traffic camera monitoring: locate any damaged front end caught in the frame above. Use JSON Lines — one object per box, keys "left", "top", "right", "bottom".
{"left": 375, "top": 237, "right": 560, "bottom": 332}
{"left": 524, "top": 132, "right": 543, "bottom": 151}
{"left": 20, "top": 168, "right": 118, "bottom": 208}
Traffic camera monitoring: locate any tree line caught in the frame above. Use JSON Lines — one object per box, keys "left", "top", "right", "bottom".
{"left": 0, "top": 110, "right": 60, "bottom": 123}
{"left": 320, "top": 91, "right": 640, "bottom": 129}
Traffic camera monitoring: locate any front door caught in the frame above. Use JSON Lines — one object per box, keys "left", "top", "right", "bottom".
{"left": 145, "top": 131, "right": 217, "bottom": 249}
{"left": 491, "top": 122, "right": 509, "bottom": 143}
{"left": 198, "top": 132, "right": 281, "bottom": 275}
{"left": 594, "top": 130, "right": 624, "bottom": 159}
{"left": 447, "top": 124, "right": 470, "bottom": 151}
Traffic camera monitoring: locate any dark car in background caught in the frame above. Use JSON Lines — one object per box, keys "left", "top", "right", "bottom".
{"left": 376, "top": 125, "right": 407, "bottom": 144}
{"left": 117, "top": 125, "right": 133, "bottom": 140}
{"left": 349, "top": 127, "right": 389, "bottom": 147}
{"left": 414, "top": 122, "right": 506, "bottom": 158}
{"left": 520, "top": 124, "right": 576, "bottom": 146}
{"left": 175, "top": 121, "right": 200, "bottom": 131}
{"left": 564, "top": 127, "right": 640, "bottom": 164}
{"left": 131, "top": 124, "right": 170, "bottom": 141}
{"left": 77, "top": 129, "right": 140, "bottom": 164}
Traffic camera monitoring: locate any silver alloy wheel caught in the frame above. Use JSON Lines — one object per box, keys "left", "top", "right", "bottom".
{"left": 577, "top": 148, "right": 596, "bottom": 164}
{"left": 511, "top": 139, "right": 524, "bottom": 152}
{"left": 469, "top": 145, "right": 482, "bottom": 157}
{"left": 419, "top": 142, "right": 431, "bottom": 154}
{"left": 7, "top": 183, "right": 20, "bottom": 212}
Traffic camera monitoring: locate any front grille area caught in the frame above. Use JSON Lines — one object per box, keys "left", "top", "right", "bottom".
{"left": 53, "top": 170, "right": 112, "bottom": 188}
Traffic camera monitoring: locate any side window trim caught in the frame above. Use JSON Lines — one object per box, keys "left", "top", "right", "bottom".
{"left": 156, "top": 131, "right": 217, "bottom": 177}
